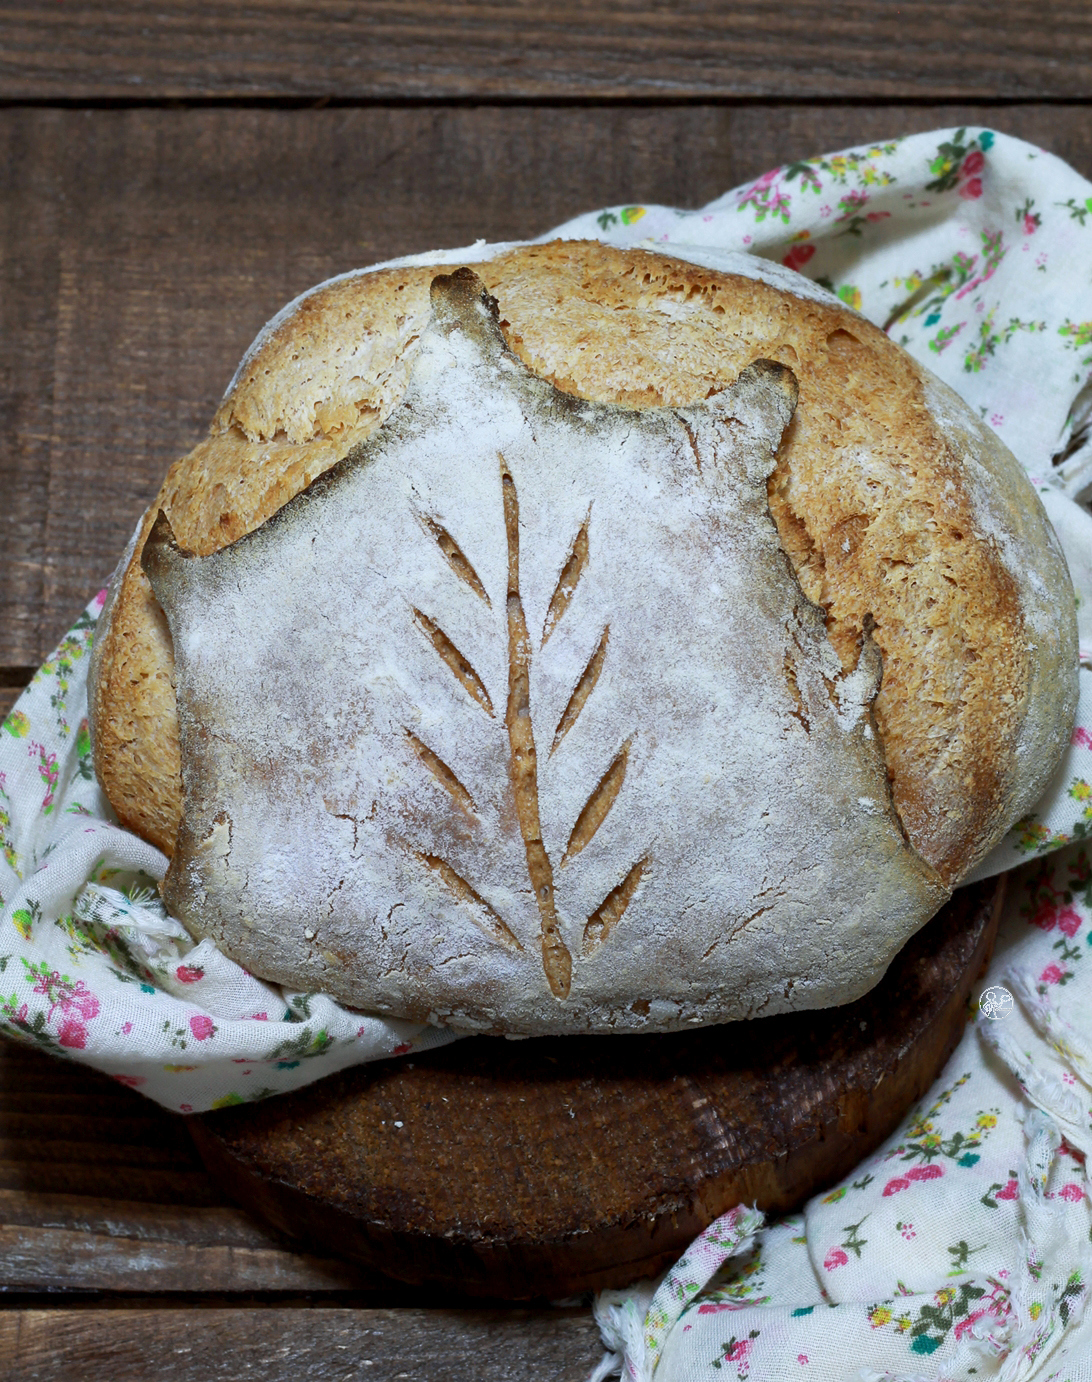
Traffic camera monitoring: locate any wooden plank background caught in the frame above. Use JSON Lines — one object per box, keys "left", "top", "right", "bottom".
{"left": 1, "top": 1303, "right": 602, "bottom": 1382}
{"left": 2, "top": 5, "right": 1092, "bottom": 1376}
{"left": 1, "top": 1, "right": 1091, "bottom": 100}
{"left": 4, "top": 102, "right": 1092, "bottom": 673}
{"left": 0, "top": 1040, "right": 604, "bottom": 1377}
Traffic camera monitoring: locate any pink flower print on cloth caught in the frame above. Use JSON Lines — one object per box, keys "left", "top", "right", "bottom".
{"left": 882, "top": 1163, "right": 945, "bottom": 1196}
{"left": 189, "top": 1015, "right": 216, "bottom": 1042}
{"left": 643, "top": 1209, "right": 765, "bottom": 1371}
{"left": 592, "top": 1206, "right": 765, "bottom": 1382}
{"left": 3, "top": 960, "right": 101, "bottom": 1053}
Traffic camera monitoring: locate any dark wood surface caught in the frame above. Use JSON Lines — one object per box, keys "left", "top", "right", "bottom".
{"left": 0, "top": 7, "right": 1083, "bottom": 1376}
{"left": 0, "top": 1039, "right": 603, "bottom": 1377}
{"left": 1, "top": 1304, "right": 602, "bottom": 1382}
{"left": 1, "top": 2, "right": 1091, "bottom": 101}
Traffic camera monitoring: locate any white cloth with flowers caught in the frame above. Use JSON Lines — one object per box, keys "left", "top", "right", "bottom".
{"left": 3, "top": 124, "right": 1092, "bottom": 1375}
{"left": 591, "top": 849, "right": 1092, "bottom": 1382}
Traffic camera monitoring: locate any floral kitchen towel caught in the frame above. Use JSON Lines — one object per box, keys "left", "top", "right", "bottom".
{"left": 591, "top": 842, "right": 1092, "bottom": 1382}
{"left": 1, "top": 127, "right": 1090, "bottom": 1119}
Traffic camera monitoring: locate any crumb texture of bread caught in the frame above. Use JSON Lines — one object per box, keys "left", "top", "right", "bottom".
{"left": 91, "top": 240, "right": 1078, "bottom": 892}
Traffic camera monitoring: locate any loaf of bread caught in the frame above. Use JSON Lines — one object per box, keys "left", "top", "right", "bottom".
{"left": 89, "top": 242, "right": 1078, "bottom": 1033}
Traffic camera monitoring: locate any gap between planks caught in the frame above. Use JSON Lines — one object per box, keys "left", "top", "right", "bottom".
{"left": 0, "top": 669, "right": 34, "bottom": 720}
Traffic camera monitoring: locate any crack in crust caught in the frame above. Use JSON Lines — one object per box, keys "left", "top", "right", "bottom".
{"left": 562, "top": 738, "right": 632, "bottom": 866}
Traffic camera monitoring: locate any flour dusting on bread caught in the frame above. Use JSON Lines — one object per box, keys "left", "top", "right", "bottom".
{"left": 140, "top": 271, "right": 949, "bottom": 1035}
{"left": 89, "top": 242, "right": 1078, "bottom": 1033}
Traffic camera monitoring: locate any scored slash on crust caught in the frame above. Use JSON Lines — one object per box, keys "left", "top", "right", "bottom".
{"left": 415, "top": 853, "right": 521, "bottom": 952}
{"left": 541, "top": 506, "right": 591, "bottom": 644}
{"left": 551, "top": 625, "right": 609, "bottom": 755}
{"left": 406, "top": 453, "right": 648, "bottom": 999}
{"left": 411, "top": 609, "right": 494, "bottom": 716}
{"left": 403, "top": 730, "right": 478, "bottom": 817}
{"left": 561, "top": 738, "right": 632, "bottom": 866}
{"left": 418, "top": 514, "right": 492, "bottom": 607}
{"left": 583, "top": 857, "right": 648, "bottom": 958}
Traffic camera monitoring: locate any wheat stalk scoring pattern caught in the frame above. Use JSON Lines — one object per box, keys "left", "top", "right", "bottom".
{"left": 405, "top": 455, "right": 647, "bottom": 999}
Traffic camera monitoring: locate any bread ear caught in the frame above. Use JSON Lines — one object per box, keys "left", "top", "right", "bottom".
{"left": 141, "top": 509, "right": 195, "bottom": 606}
{"left": 428, "top": 267, "right": 506, "bottom": 350}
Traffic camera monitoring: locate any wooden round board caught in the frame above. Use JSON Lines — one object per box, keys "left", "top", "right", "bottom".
{"left": 189, "top": 875, "right": 1005, "bottom": 1299}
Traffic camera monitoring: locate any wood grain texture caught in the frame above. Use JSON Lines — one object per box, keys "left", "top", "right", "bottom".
{"left": 0, "top": 1195, "right": 377, "bottom": 1292}
{"left": 0, "top": 1041, "right": 368, "bottom": 1295}
{"left": 0, "top": 1045, "right": 368, "bottom": 1293}
{"left": 0, "top": 1039, "right": 220, "bottom": 1206}
{"left": 0, "top": 1031, "right": 599, "bottom": 1375}
{"left": 0, "top": 1305, "right": 603, "bottom": 1381}
{"left": 1, "top": 1, "right": 1091, "bottom": 100}
{"left": 4, "top": 103, "right": 1092, "bottom": 667}
{"left": 0, "top": 1040, "right": 601, "bottom": 1379}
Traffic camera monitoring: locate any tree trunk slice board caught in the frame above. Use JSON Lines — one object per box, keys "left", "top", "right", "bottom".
{"left": 189, "top": 875, "right": 1004, "bottom": 1299}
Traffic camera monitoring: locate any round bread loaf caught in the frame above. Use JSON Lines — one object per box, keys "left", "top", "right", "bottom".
{"left": 89, "top": 241, "right": 1078, "bottom": 1033}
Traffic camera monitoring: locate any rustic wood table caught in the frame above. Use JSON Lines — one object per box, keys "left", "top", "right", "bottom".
{"left": 1, "top": 4, "right": 1090, "bottom": 1377}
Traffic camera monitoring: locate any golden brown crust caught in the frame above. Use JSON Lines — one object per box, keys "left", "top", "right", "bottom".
{"left": 90, "top": 240, "right": 1067, "bottom": 884}
{"left": 764, "top": 325, "right": 1028, "bottom": 883}
{"left": 90, "top": 506, "right": 182, "bottom": 857}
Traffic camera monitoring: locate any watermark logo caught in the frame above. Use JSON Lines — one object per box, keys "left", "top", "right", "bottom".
{"left": 979, "top": 985, "right": 1014, "bottom": 1021}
